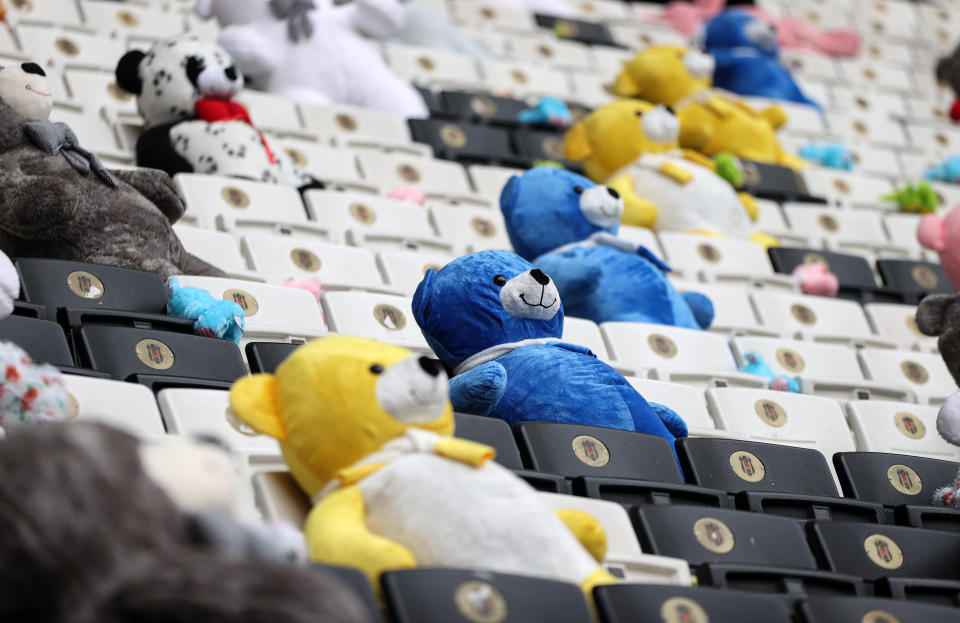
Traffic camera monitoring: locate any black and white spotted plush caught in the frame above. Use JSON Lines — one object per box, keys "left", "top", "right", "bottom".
{"left": 115, "top": 35, "right": 312, "bottom": 187}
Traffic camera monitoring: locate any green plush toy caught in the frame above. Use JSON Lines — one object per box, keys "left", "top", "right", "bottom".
{"left": 883, "top": 181, "right": 939, "bottom": 214}
{"left": 713, "top": 152, "right": 744, "bottom": 188}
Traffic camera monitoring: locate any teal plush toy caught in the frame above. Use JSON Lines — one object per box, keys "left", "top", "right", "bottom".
{"left": 412, "top": 250, "right": 688, "bottom": 450}
{"left": 500, "top": 167, "right": 714, "bottom": 329}
{"left": 167, "top": 277, "right": 245, "bottom": 343}
{"left": 739, "top": 350, "right": 801, "bottom": 393}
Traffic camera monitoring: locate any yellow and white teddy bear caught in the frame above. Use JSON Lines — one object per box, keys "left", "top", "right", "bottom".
{"left": 563, "top": 98, "right": 777, "bottom": 247}
{"left": 229, "top": 335, "right": 616, "bottom": 595}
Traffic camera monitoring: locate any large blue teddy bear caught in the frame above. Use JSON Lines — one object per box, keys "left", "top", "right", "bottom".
{"left": 412, "top": 250, "right": 688, "bottom": 450}
{"left": 500, "top": 167, "right": 714, "bottom": 330}
{"left": 702, "top": 10, "right": 820, "bottom": 110}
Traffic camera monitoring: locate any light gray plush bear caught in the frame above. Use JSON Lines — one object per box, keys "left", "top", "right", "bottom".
{"left": 0, "top": 61, "right": 224, "bottom": 278}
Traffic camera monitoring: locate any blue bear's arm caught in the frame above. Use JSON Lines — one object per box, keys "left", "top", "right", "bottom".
{"left": 535, "top": 251, "right": 601, "bottom": 306}
{"left": 649, "top": 402, "right": 689, "bottom": 438}
{"left": 449, "top": 361, "right": 508, "bottom": 417}
{"left": 681, "top": 291, "right": 715, "bottom": 330}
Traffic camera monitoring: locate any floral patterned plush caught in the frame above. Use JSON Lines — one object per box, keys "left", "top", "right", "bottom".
{"left": 0, "top": 341, "right": 70, "bottom": 437}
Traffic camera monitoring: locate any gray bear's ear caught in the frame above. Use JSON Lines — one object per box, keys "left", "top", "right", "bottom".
{"left": 412, "top": 268, "right": 436, "bottom": 328}
{"left": 916, "top": 293, "right": 957, "bottom": 336}
{"left": 115, "top": 50, "right": 146, "bottom": 95}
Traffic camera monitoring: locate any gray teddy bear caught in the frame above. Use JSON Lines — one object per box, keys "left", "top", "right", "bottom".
{"left": 0, "top": 61, "right": 224, "bottom": 279}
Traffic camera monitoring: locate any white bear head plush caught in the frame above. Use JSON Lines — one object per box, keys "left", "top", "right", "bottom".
{"left": 0, "top": 61, "right": 53, "bottom": 122}
{"left": 115, "top": 35, "right": 244, "bottom": 129}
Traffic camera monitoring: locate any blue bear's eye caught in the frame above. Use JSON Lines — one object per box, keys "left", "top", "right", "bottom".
{"left": 493, "top": 275, "right": 507, "bottom": 286}
{"left": 369, "top": 364, "right": 384, "bottom": 375}
{"left": 573, "top": 186, "right": 584, "bottom": 194}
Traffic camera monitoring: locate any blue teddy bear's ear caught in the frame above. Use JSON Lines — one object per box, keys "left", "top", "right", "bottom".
{"left": 412, "top": 268, "right": 436, "bottom": 328}
{"left": 499, "top": 175, "right": 521, "bottom": 218}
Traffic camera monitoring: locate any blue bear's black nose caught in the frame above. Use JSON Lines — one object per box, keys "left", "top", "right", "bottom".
{"left": 225, "top": 66, "right": 238, "bottom": 81}
{"left": 21, "top": 63, "right": 45, "bottom": 77}
{"left": 530, "top": 269, "right": 550, "bottom": 286}
{"left": 418, "top": 357, "right": 442, "bottom": 377}
{"left": 606, "top": 187, "right": 619, "bottom": 199}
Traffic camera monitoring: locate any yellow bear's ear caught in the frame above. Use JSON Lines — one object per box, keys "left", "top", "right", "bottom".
{"left": 229, "top": 374, "right": 287, "bottom": 440}
{"left": 760, "top": 105, "right": 787, "bottom": 130}
{"left": 563, "top": 122, "right": 593, "bottom": 162}
{"left": 612, "top": 69, "right": 640, "bottom": 97}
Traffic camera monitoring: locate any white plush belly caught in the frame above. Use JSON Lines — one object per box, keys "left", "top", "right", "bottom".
{"left": 357, "top": 455, "right": 599, "bottom": 586}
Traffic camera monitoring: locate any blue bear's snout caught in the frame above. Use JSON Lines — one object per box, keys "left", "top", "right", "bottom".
{"left": 499, "top": 269, "right": 561, "bottom": 321}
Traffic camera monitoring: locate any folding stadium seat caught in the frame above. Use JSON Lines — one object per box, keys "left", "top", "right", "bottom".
{"left": 407, "top": 119, "right": 525, "bottom": 166}
{"left": 303, "top": 190, "right": 452, "bottom": 254}
{"left": 233, "top": 90, "right": 304, "bottom": 136}
{"left": 79, "top": 2, "right": 186, "bottom": 40}
{"left": 697, "top": 561, "right": 865, "bottom": 601}
{"left": 157, "top": 388, "right": 283, "bottom": 460}
{"left": 767, "top": 247, "right": 901, "bottom": 304}
{"left": 905, "top": 122, "right": 960, "bottom": 158}
{"left": 748, "top": 290, "right": 885, "bottom": 345}
{"left": 4, "top": 0, "right": 82, "bottom": 27}
{"left": 561, "top": 316, "right": 612, "bottom": 360}
{"left": 510, "top": 34, "right": 593, "bottom": 72}
{"left": 801, "top": 595, "right": 960, "bottom": 623}
{"left": 356, "top": 152, "right": 473, "bottom": 199}
{"left": 589, "top": 46, "right": 635, "bottom": 78}
{"left": 63, "top": 374, "right": 166, "bottom": 438}
{"left": 809, "top": 521, "right": 960, "bottom": 583}
{"left": 479, "top": 59, "right": 572, "bottom": 99}
{"left": 824, "top": 111, "right": 909, "bottom": 150}
{"left": 449, "top": 1, "right": 536, "bottom": 33}
{"left": 532, "top": 14, "right": 618, "bottom": 48}
{"left": 452, "top": 413, "right": 523, "bottom": 470}
{"left": 600, "top": 322, "right": 767, "bottom": 390}
{"left": 845, "top": 145, "right": 904, "bottom": 180}
{"left": 926, "top": 180, "right": 960, "bottom": 212}
{"left": 429, "top": 204, "right": 512, "bottom": 254}
{"left": 608, "top": 23, "right": 688, "bottom": 49}
{"left": 298, "top": 102, "right": 422, "bottom": 155}
{"left": 269, "top": 139, "right": 372, "bottom": 192}
{"left": 834, "top": 451, "right": 960, "bottom": 509}
{"left": 570, "top": 0, "right": 630, "bottom": 21}
{"left": 863, "top": 303, "right": 938, "bottom": 351}
{"left": 467, "top": 164, "right": 525, "bottom": 200}
{"left": 375, "top": 249, "right": 454, "bottom": 296}
{"left": 18, "top": 25, "right": 126, "bottom": 72}
{"left": 174, "top": 276, "right": 327, "bottom": 343}
{"left": 753, "top": 200, "right": 810, "bottom": 247}
{"left": 781, "top": 205, "right": 897, "bottom": 255}
{"left": 670, "top": 281, "right": 777, "bottom": 337}
{"left": 437, "top": 91, "right": 529, "bottom": 128}
{"left": 616, "top": 225, "right": 664, "bottom": 257}
{"left": 63, "top": 68, "right": 138, "bottom": 120}
{"left": 781, "top": 51, "right": 840, "bottom": 84}
{"left": 511, "top": 127, "right": 579, "bottom": 168}
{"left": 858, "top": 348, "right": 956, "bottom": 404}
{"left": 657, "top": 233, "right": 794, "bottom": 289}
{"left": 595, "top": 584, "right": 794, "bottom": 623}
{"left": 536, "top": 493, "right": 691, "bottom": 584}
{"left": 706, "top": 386, "right": 857, "bottom": 470}
{"left": 632, "top": 505, "right": 818, "bottom": 569}
{"left": 882, "top": 213, "right": 931, "bottom": 260}
{"left": 320, "top": 290, "right": 430, "bottom": 352}
{"left": 241, "top": 235, "right": 395, "bottom": 293}
{"left": 171, "top": 225, "right": 262, "bottom": 281}
{"left": 757, "top": 99, "right": 826, "bottom": 138}
{"left": 800, "top": 169, "right": 895, "bottom": 210}
{"left": 568, "top": 73, "right": 613, "bottom": 107}
{"left": 174, "top": 174, "right": 324, "bottom": 240}
{"left": 876, "top": 259, "right": 954, "bottom": 300}
{"left": 839, "top": 60, "right": 914, "bottom": 95}
{"left": 624, "top": 379, "right": 724, "bottom": 438}
{"left": 50, "top": 104, "right": 129, "bottom": 162}
{"left": 381, "top": 568, "right": 593, "bottom": 623}
{"left": 384, "top": 43, "right": 482, "bottom": 91}
{"left": 846, "top": 400, "right": 960, "bottom": 461}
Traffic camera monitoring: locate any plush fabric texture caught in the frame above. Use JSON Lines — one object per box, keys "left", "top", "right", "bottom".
{"left": 884, "top": 182, "right": 938, "bottom": 214}
{"left": 412, "top": 250, "right": 688, "bottom": 445}
{"left": 938, "top": 41, "right": 960, "bottom": 99}
{"left": 393, "top": 1, "right": 487, "bottom": 59}
{"left": 25, "top": 121, "right": 117, "bottom": 187}
{"left": 738, "top": 350, "right": 801, "bottom": 392}
{"left": 0, "top": 250, "right": 17, "bottom": 319}
{"left": 0, "top": 341, "right": 70, "bottom": 438}
{"left": 518, "top": 96, "right": 573, "bottom": 128}
{"left": 792, "top": 262, "right": 839, "bottom": 297}
{"left": 799, "top": 143, "right": 854, "bottom": 171}
{"left": 917, "top": 207, "right": 960, "bottom": 290}
{"left": 0, "top": 99, "right": 225, "bottom": 278}
{"left": 925, "top": 156, "right": 960, "bottom": 184}
{"left": 196, "top": 0, "right": 427, "bottom": 118}
{"left": 0, "top": 422, "right": 372, "bottom": 623}
{"left": 612, "top": 46, "right": 714, "bottom": 107}
{"left": 917, "top": 294, "right": 960, "bottom": 388}
{"left": 500, "top": 167, "right": 714, "bottom": 329}
{"left": 167, "top": 276, "right": 245, "bottom": 343}
{"left": 702, "top": 11, "right": 820, "bottom": 109}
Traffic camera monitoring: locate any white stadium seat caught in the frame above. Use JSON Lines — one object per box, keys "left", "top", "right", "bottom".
{"left": 320, "top": 291, "right": 431, "bottom": 352}
{"left": 356, "top": 152, "right": 473, "bottom": 199}
{"left": 430, "top": 204, "right": 512, "bottom": 255}
{"left": 658, "top": 233, "right": 794, "bottom": 289}
{"left": 749, "top": 290, "right": 886, "bottom": 345}
{"left": 172, "top": 225, "right": 262, "bottom": 281}
{"left": 864, "top": 303, "right": 938, "bottom": 352}
{"left": 376, "top": 249, "right": 455, "bottom": 296}
{"left": 858, "top": 348, "right": 958, "bottom": 405}
{"left": 846, "top": 400, "right": 960, "bottom": 461}
{"left": 625, "top": 378, "right": 721, "bottom": 437}
{"left": 64, "top": 375, "right": 166, "bottom": 438}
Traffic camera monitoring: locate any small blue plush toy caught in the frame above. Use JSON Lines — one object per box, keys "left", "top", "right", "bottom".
{"left": 738, "top": 350, "right": 801, "bottom": 393}
{"left": 702, "top": 10, "right": 820, "bottom": 110}
{"left": 799, "top": 143, "right": 854, "bottom": 171}
{"left": 412, "top": 250, "right": 688, "bottom": 450}
{"left": 925, "top": 155, "right": 960, "bottom": 184}
{"left": 518, "top": 96, "right": 573, "bottom": 128}
{"left": 500, "top": 167, "right": 714, "bottom": 329}
{"left": 167, "top": 277, "right": 245, "bottom": 344}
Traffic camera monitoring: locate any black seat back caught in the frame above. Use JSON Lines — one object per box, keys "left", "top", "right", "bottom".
{"left": 596, "top": 584, "right": 793, "bottom": 623}
{"left": 245, "top": 342, "right": 301, "bottom": 374}
{"left": 877, "top": 259, "right": 953, "bottom": 295}
{"left": 0, "top": 315, "right": 74, "bottom": 366}
{"left": 801, "top": 595, "right": 960, "bottom": 623}
{"left": 768, "top": 248, "right": 877, "bottom": 289}
{"left": 833, "top": 452, "right": 960, "bottom": 507}
{"left": 454, "top": 413, "right": 523, "bottom": 469}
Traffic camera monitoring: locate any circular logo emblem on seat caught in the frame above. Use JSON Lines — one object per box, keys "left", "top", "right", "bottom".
{"left": 791, "top": 304, "right": 817, "bottom": 326}
{"left": 537, "top": 44, "right": 554, "bottom": 58}
{"left": 223, "top": 288, "right": 259, "bottom": 317}
{"left": 471, "top": 217, "right": 496, "bottom": 238}
{"left": 335, "top": 113, "right": 357, "bottom": 132}
{"left": 900, "top": 360, "right": 929, "bottom": 385}
{"left": 571, "top": 434, "right": 610, "bottom": 467}
{"left": 373, "top": 304, "right": 406, "bottom": 331}
{"left": 510, "top": 69, "right": 528, "bottom": 85}
{"left": 397, "top": 164, "right": 421, "bottom": 183}
{"left": 887, "top": 464, "right": 922, "bottom": 495}
{"left": 480, "top": 7, "right": 496, "bottom": 19}
{"left": 833, "top": 179, "right": 851, "bottom": 195}
{"left": 67, "top": 270, "right": 105, "bottom": 300}
{"left": 66, "top": 392, "right": 79, "bottom": 421}
{"left": 862, "top": 610, "right": 901, "bottom": 623}
{"left": 856, "top": 95, "right": 870, "bottom": 109}
{"left": 806, "top": 10, "right": 820, "bottom": 22}
{"left": 221, "top": 186, "right": 250, "bottom": 209}
{"left": 853, "top": 120, "right": 870, "bottom": 135}
{"left": 226, "top": 408, "right": 260, "bottom": 437}
{"left": 116, "top": 9, "right": 139, "bottom": 27}
{"left": 660, "top": 596, "right": 708, "bottom": 623}
{"left": 789, "top": 58, "right": 803, "bottom": 70}
{"left": 454, "top": 581, "right": 507, "bottom": 623}
{"left": 905, "top": 315, "right": 922, "bottom": 336}
{"left": 106, "top": 82, "right": 133, "bottom": 102}
{"left": 470, "top": 96, "right": 497, "bottom": 118}
{"left": 693, "top": 517, "right": 735, "bottom": 554}
{"left": 417, "top": 56, "right": 435, "bottom": 71}
{"left": 730, "top": 450, "right": 765, "bottom": 482}
{"left": 647, "top": 334, "right": 678, "bottom": 359}
{"left": 755, "top": 399, "right": 788, "bottom": 428}
{"left": 440, "top": 123, "right": 468, "bottom": 149}
{"left": 55, "top": 38, "right": 79, "bottom": 57}
{"left": 349, "top": 202, "right": 377, "bottom": 225}
{"left": 284, "top": 147, "right": 307, "bottom": 168}
{"left": 697, "top": 243, "right": 721, "bottom": 263}
{"left": 818, "top": 214, "right": 839, "bottom": 232}
{"left": 135, "top": 338, "right": 175, "bottom": 371}
{"left": 580, "top": 2, "right": 596, "bottom": 13}
{"left": 894, "top": 412, "right": 925, "bottom": 440}
{"left": 936, "top": 133, "right": 950, "bottom": 147}
{"left": 554, "top": 19, "right": 580, "bottom": 37}
{"left": 864, "top": 533, "right": 903, "bottom": 570}
{"left": 776, "top": 347, "right": 805, "bottom": 373}
{"left": 541, "top": 136, "right": 564, "bottom": 160}
{"left": 11, "top": 0, "right": 33, "bottom": 11}
{"left": 802, "top": 252, "right": 830, "bottom": 269}
{"left": 290, "top": 248, "right": 321, "bottom": 272}
{"left": 911, "top": 265, "right": 940, "bottom": 290}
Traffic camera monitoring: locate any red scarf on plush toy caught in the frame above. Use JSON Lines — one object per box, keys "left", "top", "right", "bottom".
{"left": 194, "top": 98, "right": 276, "bottom": 164}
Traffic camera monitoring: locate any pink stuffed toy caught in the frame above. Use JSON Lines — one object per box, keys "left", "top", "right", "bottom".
{"left": 653, "top": 0, "right": 859, "bottom": 57}
{"left": 792, "top": 262, "right": 839, "bottom": 297}
{"left": 387, "top": 185, "right": 427, "bottom": 205}
{"left": 918, "top": 207, "right": 960, "bottom": 291}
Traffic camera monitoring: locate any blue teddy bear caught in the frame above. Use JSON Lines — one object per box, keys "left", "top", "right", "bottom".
{"left": 500, "top": 167, "right": 714, "bottom": 330}
{"left": 925, "top": 155, "right": 960, "bottom": 184}
{"left": 412, "top": 250, "right": 688, "bottom": 450}
{"left": 702, "top": 10, "right": 820, "bottom": 110}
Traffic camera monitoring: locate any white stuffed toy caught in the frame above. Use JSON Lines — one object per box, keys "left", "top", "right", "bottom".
{"left": 195, "top": 0, "right": 428, "bottom": 119}
{"left": 0, "top": 249, "right": 18, "bottom": 320}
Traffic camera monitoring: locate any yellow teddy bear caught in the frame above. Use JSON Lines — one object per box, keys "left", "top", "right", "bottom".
{"left": 563, "top": 98, "right": 777, "bottom": 247}
{"left": 612, "top": 45, "right": 715, "bottom": 108}
{"left": 229, "top": 335, "right": 616, "bottom": 595}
